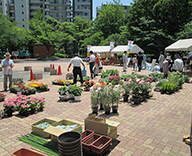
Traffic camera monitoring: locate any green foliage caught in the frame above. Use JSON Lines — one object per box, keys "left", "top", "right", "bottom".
{"left": 101, "top": 72, "right": 109, "bottom": 78}
{"left": 106, "top": 69, "right": 119, "bottom": 76}
{"left": 54, "top": 53, "right": 68, "bottom": 58}
{"left": 58, "top": 86, "right": 68, "bottom": 95}
{"left": 67, "top": 84, "right": 83, "bottom": 96}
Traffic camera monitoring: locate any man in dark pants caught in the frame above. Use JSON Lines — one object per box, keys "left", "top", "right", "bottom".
{"left": 89, "top": 51, "right": 96, "bottom": 79}
{"left": 67, "top": 53, "right": 85, "bottom": 86}
{"left": 137, "top": 52, "right": 143, "bottom": 72}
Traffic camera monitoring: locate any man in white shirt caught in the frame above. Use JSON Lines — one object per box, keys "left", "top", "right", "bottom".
{"left": 89, "top": 51, "right": 96, "bottom": 79}
{"left": 1, "top": 52, "right": 14, "bottom": 91}
{"left": 173, "top": 54, "right": 184, "bottom": 72}
{"left": 123, "top": 51, "right": 127, "bottom": 72}
{"left": 67, "top": 53, "right": 85, "bottom": 86}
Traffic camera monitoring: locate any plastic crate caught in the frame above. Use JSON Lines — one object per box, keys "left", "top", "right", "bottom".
{"left": 81, "top": 130, "right": 94, "bottom": 141}
{"left": 91, "top": 136, "right": 112, "bottom": 155}
{"left": 82, "top": 134, "right": 101, "bottom": 151}
{"left": 12, "top": 148, "right": 46, "bottom": 156}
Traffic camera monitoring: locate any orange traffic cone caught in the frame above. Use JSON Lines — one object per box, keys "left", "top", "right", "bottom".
{"left": 50, "top": 64, "right": 52, "bottom": 68}
{"left": 58, "top": 66, "right": 62, "bottom": 75}
{"left": 52, "top": 64, "right": 55, "bottom": 69}
{"left": 30, "top": 68, "right": 34, "bottom": 81}
{"left": 13, "top": 57, "right": 15, "bottom": 59}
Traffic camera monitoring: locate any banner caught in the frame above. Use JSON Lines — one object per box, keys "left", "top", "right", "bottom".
{"left": 87, "top": 45, "right": 91, "bottom": 52}
{"left": 110, "top": 42, "right": 114, "bottom": 50}
{"left": 127, "top": 41, "right": 134, "bottom": 54}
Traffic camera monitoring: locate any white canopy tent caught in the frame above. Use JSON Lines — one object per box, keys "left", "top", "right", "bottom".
{"left": 111, "top": 44, "right": 144, "bottom": 53}
{"left": 165, "top": 38, "right": 192, "bottom": 52}
{"left": 90, "top": 46, "right": 111, "bottom": 53}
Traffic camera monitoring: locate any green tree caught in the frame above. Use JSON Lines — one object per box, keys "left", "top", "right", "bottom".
{"left": 95, "top": 0, "right": 129, "bottom": 38}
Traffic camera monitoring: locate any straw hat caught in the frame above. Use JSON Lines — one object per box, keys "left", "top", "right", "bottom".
{"left": 4, "top": 52, "right": 11, "bottom": 57}
{"left": 166, "top": 56, "right": 171, "bottom": 60}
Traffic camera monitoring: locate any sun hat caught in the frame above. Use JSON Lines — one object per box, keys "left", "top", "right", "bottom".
{"left": 4, "top": 52, "right": 11, "bottom": 57}
{"left": 166, "top": 56, "right": 171, "bottom": 60}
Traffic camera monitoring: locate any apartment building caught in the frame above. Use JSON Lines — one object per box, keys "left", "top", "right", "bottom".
{"left": 0, "top": 0, "right": 9, "bottom": 15}
{"left": 73, "top": 0, "right": 92, "bottom": 21}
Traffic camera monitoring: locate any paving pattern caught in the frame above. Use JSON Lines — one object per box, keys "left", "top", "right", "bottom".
{"left": 0, "top": 58, "right": 191, "bottom": 156}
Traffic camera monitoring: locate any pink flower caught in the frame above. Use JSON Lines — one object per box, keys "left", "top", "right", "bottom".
{"left": 147, "top": 79, "right": 150, "bottom": 82}
{"left": 147, "top": 82, "right": 150, "bottom": 84}
{"left": 149, "top": 76, "right": 152, "bottom": 79}
{"left": 126, "top": 77, "right": 129, "bottom": 80}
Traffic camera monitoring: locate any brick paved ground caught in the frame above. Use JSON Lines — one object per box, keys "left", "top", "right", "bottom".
{"left": 0, "top": 58, "right": 191, "bottom": 156}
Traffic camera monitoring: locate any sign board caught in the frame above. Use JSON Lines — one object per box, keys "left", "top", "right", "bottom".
{"left": 127, "top": 41, "right": 134, "bottom": 54}
{"left": 87, "top": 45, "right": 91, "bottom": 52}
{"left": 12, "top": 51, "right": 19, "bottom": 57}
{"left": 110, "top": 42, "right": 114, "bottom": 50}
{"left": 150, "top": 59, "right": 156, "bottom": 71}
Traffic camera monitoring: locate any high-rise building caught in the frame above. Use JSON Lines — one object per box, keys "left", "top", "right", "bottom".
{"left": 0, "top": 0, "right": 9, "bottom": 16}
{"left": 73, "top": 0, "right": 92, "bottom": 21}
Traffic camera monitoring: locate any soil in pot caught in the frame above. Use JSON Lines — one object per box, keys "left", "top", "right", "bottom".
{"left": 99, "top": 103, "right": 104, "bottom": 110}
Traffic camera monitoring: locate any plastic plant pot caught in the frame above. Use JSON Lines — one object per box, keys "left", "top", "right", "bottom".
{"left": 82, "top": 134, "right": 101, "bottom": 151}
{"left": 91, "top": 136, "right": 112, "bottom": 155}
{"left": 81, "top": 130, "right": 94, "bottom": 141}
{"left": 12, "top": 148, "right": 46, "bottom": 156}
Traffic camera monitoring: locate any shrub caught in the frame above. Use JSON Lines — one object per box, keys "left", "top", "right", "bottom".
{"left": 54, "top": 53, "right": 68, "bottom": 58}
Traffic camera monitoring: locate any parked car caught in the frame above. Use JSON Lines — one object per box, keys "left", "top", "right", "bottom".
{"left": 18, "top": 50, "right": 30, "bottom": 58}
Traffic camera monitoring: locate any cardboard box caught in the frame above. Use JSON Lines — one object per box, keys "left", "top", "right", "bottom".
{"left": 44, "top": 119, "right": 83, "bottom": 143}
{"left": 84, "top": 114, "right": 120, "bottom": 140}
{"left": 31, "top": 118, "right": 60, "bottom": 138}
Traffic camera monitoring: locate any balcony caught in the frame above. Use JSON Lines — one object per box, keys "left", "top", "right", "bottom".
{"left": 81, "top": 2, "right": 91, "bottom": 6}
{"left": 30, "top": 0, "right": 43, "bottom": 4}
{"left": 44, "top": 2, "right": 49, "bottom": 4}
{"left": 10, "top": 3, "right": 14, "bottom": 6}
{"left": 30, "top": 6, "right": 41, "bottom": 10}
{"left": 10, "top": 9, "right": 14, "bottom": 13}
{"left": 45, "top": 8, "right": 49, "bottom": 11}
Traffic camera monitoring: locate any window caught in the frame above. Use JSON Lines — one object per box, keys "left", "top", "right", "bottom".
{"left": 22, "top": 12, "right": 24, "bottom": 14}
{"left": 22, "top": 5, "right": 23, "bottom": 7}
{"left": 77, "top": 5, "right": 79, "bottom": 9}
{"left": 85, "top": 12, "right": 87, "bottom": 16}
{"left": 23, "top": 25, "right": 25, "bottom": 28}
{"left": 22, "top": 18, "right": 24, "bottom": 21}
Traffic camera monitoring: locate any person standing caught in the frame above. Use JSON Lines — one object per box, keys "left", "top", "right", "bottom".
{"left": 173, "top": 54, "right": 184, "bottom": 72}
{"left": 89, "top": 51, "right": 95, "bottom": 79}
{"left": 142, "top": 52, "right": 147, "bottom": 69}
{"left": 95, "top": 53, "right": 100, "bottom": 76}
{"left": 67, "top": 53, "right": 85, "bottom": 86}
{"left": 137, "top": 52, "right": 143, "bottom": 72}
{"left": 1, "top": 52, "right": 14, "bottom": 91}
{"left": 162, "top": 56, "right": 171, "bottom": 78}
{"left": 158, "top": 52, "right": 165, "bottom": 72}
{"left": 123, "top": 51, "right": 127, "bottom": 72}
{"left": 132, "top": 54, "right": 137, "bottom": 71}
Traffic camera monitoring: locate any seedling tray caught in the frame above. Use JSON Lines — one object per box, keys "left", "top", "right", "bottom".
{"left": 82, "top": 134, "right": 101, "bottom": 151}
{"left": 81, "top": 130, "right": 94, "bottom": 141}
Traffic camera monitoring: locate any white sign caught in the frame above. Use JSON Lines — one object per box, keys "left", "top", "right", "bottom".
{"left": 127, "top": 41, "right": 134, "bottom": 52}
{"left": 110, "top": 42, "right": 114, "bottom": 50}
{"left": 87, "top": 45, "right": 91, "bottom": 52}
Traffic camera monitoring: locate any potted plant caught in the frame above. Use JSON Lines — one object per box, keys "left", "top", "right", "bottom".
{"left": 91, "top": 92, "right": 99, "bottom": 114}
{"left": 58, "top": 86, "right": 68, "bottom": 98}
{"left": 131, "top": 77, "right": 142, "bottom": 104}
{"left": 68, "top": 84, "right": 83, "bottom": 101}
{"left": 111, "top": 85, "right": 122, "bottom": 113}
{"left": 100, "top": 85, "right": 112, "bottom": 114}
{"left": 3, "top": 99, "right": 15, "bottom": 117}
{"left": 100, "top": 72, "right": 109, "bottom": 78}
{"left": 140, "top": 80, "right": 152, "bottom": 100}
{"left": 122, "top": 78, "right": 132, "bottom": 102}
{"left": 83, "top": 80, "right": 95, "bottom": 91}
{"left": 108, "top": 76, "right": 121, "bottom": 85}
{"left": 36, "top": 97, "right": 45, "bottom": 111}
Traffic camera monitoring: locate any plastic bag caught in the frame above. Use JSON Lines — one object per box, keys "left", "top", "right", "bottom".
{"left": 82, "top": 68, "right": 86, "bottom": 75}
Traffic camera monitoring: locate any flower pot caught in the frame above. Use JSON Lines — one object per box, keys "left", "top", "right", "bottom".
{"left": 104, "top": 107, "right": 111, "bottom": 115}
{"left": 5, "top": 109, "right": 13, "bottom": 117}
{"left": 92, "top": 106, "right": 98, "bottom": 114}
{"left": 38, "top": 107, "right": 44, "bottom": 112}
{"left": 30, "top": 108, "right": 36, "bottom": 114}
{"left": 0, "top": 97, "right": 5, "bottom": 102}
{"left": 74, "top": 96, "right": 81, "bottom": 101}
{"left": 133, "top": 96, "right": 140, "bottom": 104}
{"left": 19, "top": 111, "right": 29, "bottom": 117}
{"left": 99, "top": 103, "right": 104, "bottom": 110}
{"left": 123, "top": 94, "right": 129, "bottom": 102}
{"left": 112, "top": 105, "right": 118, "bottom": 113}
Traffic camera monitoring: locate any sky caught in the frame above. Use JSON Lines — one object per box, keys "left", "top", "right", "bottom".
{"left": 93, "top": 0, "right": 133, "bottom": 19}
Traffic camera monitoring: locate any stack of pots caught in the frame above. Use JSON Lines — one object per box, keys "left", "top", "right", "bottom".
{"left": 58, "top": 132, "right": 82, "bottom": 156}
